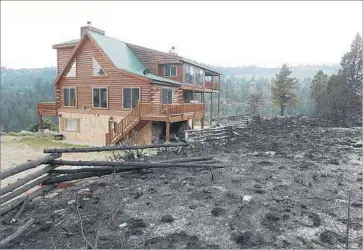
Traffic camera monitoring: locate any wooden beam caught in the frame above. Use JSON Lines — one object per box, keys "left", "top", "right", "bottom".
{"left": 165, "top": 121, "right": 170, "bottom": 143}
{"left": 0, "top": 175, "right": 51, "bottom": 205}
{"left": 0, "top": 184, "right": 55, "bottom": 216}
{"left": 0, "top": 218, "right": 34, "bottom": 246}
{"left": 0, "top": 165, "right": 56, "bottom": 196}
{"left": 50, "top": 160, "right": 227, "bottom": 168}
{"left": 0, "top": 154, "right": 61, "bottom": 180}
{"left": 217, "top": 92, "right": 220, "bottom": 122}
{"left": 210, "top": 90, "right": 213, "bottom": 125}
{"left": 43, "top": 143, "right": 187, "bottom": 154}
{"left": 38, "top": 114, "right": 43, "bottom": 131}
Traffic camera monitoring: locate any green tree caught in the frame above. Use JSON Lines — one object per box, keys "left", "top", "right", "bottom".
{"left": 245, "top": 91, "right": 264, "bottom": 116}
{"left": 339, "top": 33, "right": 362, "bottom": 95}
{"left": 309, "top": 70, "right": 329, "bottom": 101}
{"left": 270, "top": 64, "right": 299, "bottom": 116}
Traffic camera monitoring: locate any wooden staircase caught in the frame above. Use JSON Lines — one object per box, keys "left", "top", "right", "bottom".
{"left": 105, "top": 105, "right": 141, "bottom": 145}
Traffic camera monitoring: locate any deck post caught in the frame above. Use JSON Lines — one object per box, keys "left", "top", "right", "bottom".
{"left": 210, "top": 90, "right": 213, "bottom": 125}
{"left": 38, "top": 114, "right": 43, "bottom": 131}
{"left": 165, "top": 121, "right": 170, "bottom": 143}
{"left": 191, "top": 119, "right": 194, "bottom": 129}
{"left": 217, "top": 91, "right": 220, "bottom": 122}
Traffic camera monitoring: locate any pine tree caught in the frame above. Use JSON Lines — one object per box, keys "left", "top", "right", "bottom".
{"left": 309, "top": 70, "right": 329, "bottom": 102}
{"left": 270, "top": 64, "right": 299, "bottom": 116}
{"left": 245, "top": 91, "right": 264, "bottom": 116}
{"left": 339, "top": 33, "right": 363, "bottom": 95}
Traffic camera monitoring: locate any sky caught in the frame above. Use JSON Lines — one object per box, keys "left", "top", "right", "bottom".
{"left": 1, "top": 1, "right": 362, "bottom": 69}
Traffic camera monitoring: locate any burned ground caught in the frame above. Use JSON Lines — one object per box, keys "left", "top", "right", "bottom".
{"left": 1, "top": 118, "right": 362, "bottom": 249}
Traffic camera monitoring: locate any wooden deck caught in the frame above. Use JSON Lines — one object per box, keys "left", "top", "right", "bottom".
{"left": 37, "top": 102, "right": 57, "bottom": 116}
{"left": 139, "top": 103, "right": 204, "bottom": 121}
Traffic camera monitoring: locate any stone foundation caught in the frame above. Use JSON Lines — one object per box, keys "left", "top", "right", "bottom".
{"left": 59, "top": 112, "right": 152, "bottom": 146}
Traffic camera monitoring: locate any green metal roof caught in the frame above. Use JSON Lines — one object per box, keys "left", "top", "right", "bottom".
{"left": 88, "top": 31, "right": 181, "bottom": 86}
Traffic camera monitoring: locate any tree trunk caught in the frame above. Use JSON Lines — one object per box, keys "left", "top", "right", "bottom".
{"left": 280, "top": 105, "right": 284, "bottom": 116}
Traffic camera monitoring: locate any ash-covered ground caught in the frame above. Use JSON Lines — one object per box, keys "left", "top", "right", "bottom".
{"left": 1, "top": 117, "right": 362, "bottom": 249}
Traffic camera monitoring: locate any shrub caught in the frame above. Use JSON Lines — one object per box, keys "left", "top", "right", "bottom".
{"left": 27, "top": 119, "right": 58, "bottom": 132}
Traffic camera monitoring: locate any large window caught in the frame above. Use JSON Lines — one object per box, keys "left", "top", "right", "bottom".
{"left": 185, "top": 64, "right": 195, "bottom": 83}
{"left": 162, "top": 88, "right": 173, "bottom": 104}
{"left": 63, "top": 88, "right": 76, "bottom": 107}
{"left": 93, "top": 88, "right": 108, "bottom": 108}
{"left": 92, "top": 57, "right": 106, "bottom": 76}
{"left": 195, "top": 68, "right": 204, "bottom": 84}
{"left": 66, "top": 61, "right": 77, "bottom": 77}
{"left": 64, "top": 118, "right": 78, "bottom": 132}
{"left": 123, "top": 88, "right": 140, "bottom": 109}
{"left": 164, "top": 64, "right": 177, "bottom": 77}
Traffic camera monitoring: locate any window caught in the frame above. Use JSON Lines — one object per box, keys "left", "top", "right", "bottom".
{"left": 123, "top": 88, "right": 140, "bottom": 109}
{"left": 185, "top": 91, "right": 195, "bottom": 103}
{"left": 64, "top": 118, "right": 78, "bottom": 132}
{"left": 185, "top": 64, "right": 195, "bottom": 83}
{"left": 92, "top": 57, "right": 106, "bottom": 76}
{"left": 66, "top": 61, "right": 76, "bottom": 77}
{"left": 164, "top": 64, "right": 177, "bottom": 77}
{"left": 63, "top": 88, "right": 76, "bottom": 107}
{"left": 195, "top": 69, "right": 204, "bottom": 84}
{"left": 162, "top": 88, "right": 173, "bottom": 104}
{"left": 93, "top": 88, "right": 108, "bottom": 108}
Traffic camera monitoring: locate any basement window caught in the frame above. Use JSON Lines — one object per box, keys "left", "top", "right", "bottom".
{"left": 92, "top": 57, "right": 106, "bottom": 76}
{"left": 63, "top": 88, "right": 76, "bottom": 107}
{"left": 64, "top": 118, "right": 78, "bottom": 132}
{"left": 123, "top": 88, "right": 140, "bottom": 109}
{"left": 93, "top": 88, "right": 108, "bottom": 108}
{"left": 164, "top": 64, "right": 177, "bottom": 77}
{"left": 66, "top": 61, "right": 77, "bottom": 77}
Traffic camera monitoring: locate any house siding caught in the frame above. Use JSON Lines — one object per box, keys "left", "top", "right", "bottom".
{"left": 57, "top": 47, "right": 74, "bottom": 74}
{"left": 56, "top": 38, "right": 150, "bottom": 116}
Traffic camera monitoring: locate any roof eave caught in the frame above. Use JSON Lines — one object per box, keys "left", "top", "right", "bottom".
{"left": 180, "top": 58, "right": 222, "bottom": 75}
{"left": 52, "top": 43, "right": 78, "bottom": 49}
{"left": 150, "top": 79, "right": 182, "bottom": 87}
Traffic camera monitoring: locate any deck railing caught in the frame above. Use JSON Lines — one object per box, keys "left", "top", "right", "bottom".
{"left": 204, "top": 81, "right": 220, "bottom": 90}
{"left": 139, "top": 103, "right": 204, "bottom": 117}
{"left": 105, "top": 104, "right": 140, "bottom": 145}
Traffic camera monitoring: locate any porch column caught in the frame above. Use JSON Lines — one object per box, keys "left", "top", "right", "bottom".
{"left": 166, "top": 121, "right": 170, "bottom": 143}
{"left": 210, "top": 90, "right": 213, "bottom": 125}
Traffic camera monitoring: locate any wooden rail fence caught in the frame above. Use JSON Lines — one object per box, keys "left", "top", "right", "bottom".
{"left": 0, "top": 142, "right": 226, "bottom": 222}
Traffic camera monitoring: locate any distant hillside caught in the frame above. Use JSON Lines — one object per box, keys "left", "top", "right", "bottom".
{"left": 215, "top": 64, "right": 340, "bottom": 80}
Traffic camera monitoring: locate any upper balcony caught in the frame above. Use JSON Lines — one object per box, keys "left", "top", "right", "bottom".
{"left": 183, "top": 63, "right": 221, "bottom": 92}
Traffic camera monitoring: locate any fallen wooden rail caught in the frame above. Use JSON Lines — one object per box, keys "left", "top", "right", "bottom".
{"left": 0, "top": 175, "right": 51, "bottom": 205}
{"left": 0, "top": 154, "right": 61, "bottom": 180}
{"left": 43, "top": 143, "right": 187, "bottom": 154}
{"left": 0, "top": 184, "right": 55, "bottom": 216}
{"left": 0, "top": 165, "right": 56, "bottom": 196}
{"left": 51, "top": 160, "right": 226, "bottom": 168}
{"left": 0, "top": 218, "right": 34, "bottom": 246}
{"left": 45, "top": 163, "right": 224, "bottom": 184}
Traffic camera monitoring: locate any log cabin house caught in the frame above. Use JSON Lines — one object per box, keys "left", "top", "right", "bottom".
{"left": 37, "top": 23, "right": 221, "bottom": 146}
